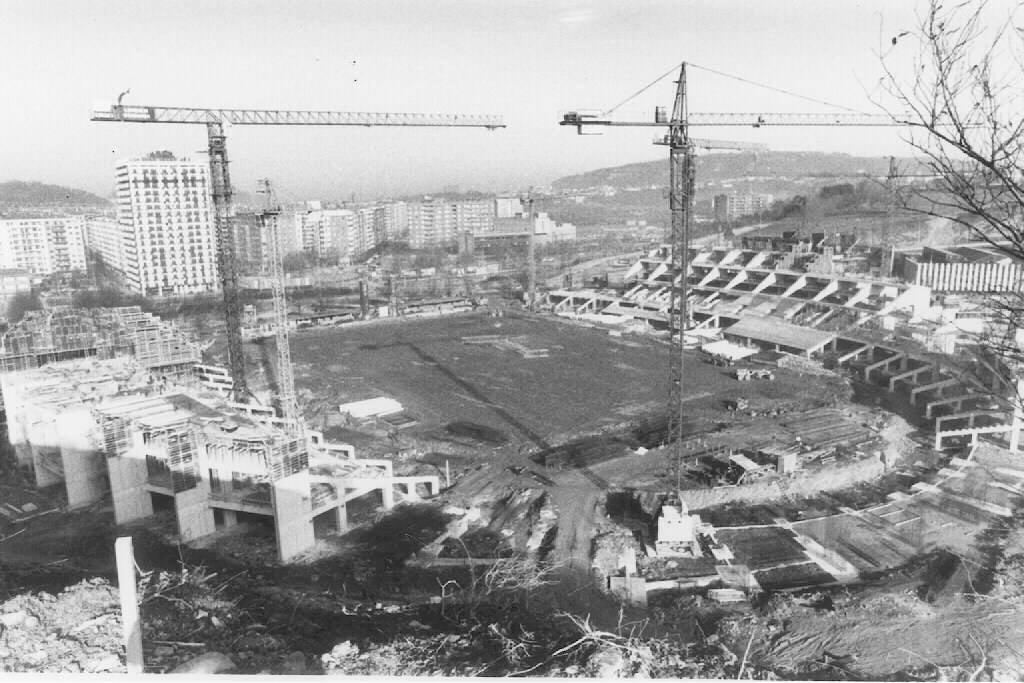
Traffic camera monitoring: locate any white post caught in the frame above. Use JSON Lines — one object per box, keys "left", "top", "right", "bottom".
{"left": 115, "top": 536, "right": 144, "bottom": 674}
{"left": 445, "top": 460, "right": 451, "bottom": 488}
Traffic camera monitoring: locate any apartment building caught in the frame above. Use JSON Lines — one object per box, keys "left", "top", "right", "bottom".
{"left": 111, "top": 153, "right": 218, "bottom": 296}
{"left": 0, "top": 216, "right": 87, "bottom": 275}
{"left": 290, "top": 200, "right": 408, "bottom": 264}
{"left": 232, "top": 212, "right": 268, "bottom": 275}
{"left": 373, "top": 200, "right": 408, "bottom": 243}
{"left": 713, "top": 192, "right": 775, "bottom": 221}
{"left": 407, "top": 198, "right": 494, "bottom": 248}
{"left": 0, "top": 269, "right": 32, "bottom": 318}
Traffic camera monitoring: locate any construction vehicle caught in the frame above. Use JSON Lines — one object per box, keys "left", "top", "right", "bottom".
{"left": 708, "top": 353, "right": 735, "bottom": 368}
{"left": 736, "top": 368, "right": 774, "bottom": 381}
{"left": 725, "top": 397, "right": 750, "bottom": 412}
{"left": 93, "top": 101, "right": 504, "bottom": 403}
{"left": 560, "top": 61, "right": 901, "bottom": 463}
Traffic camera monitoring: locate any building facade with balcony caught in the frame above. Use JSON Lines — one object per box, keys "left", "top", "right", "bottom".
{"left": 0, "top": 216, "right": 87, "bottom": 276}
{"left": 113, "top": 153, "right": 218, "bottom": 296}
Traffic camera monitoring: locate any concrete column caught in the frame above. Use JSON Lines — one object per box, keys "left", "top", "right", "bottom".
{"left": 62, "top": 447, "right": 108, "bottom": 509}
{"left": 334, "top": 503, "right": 348, "bottom": 533}
{"left": 222, "top": 509, "right": 239, "bottom": 528}
{"left": 271, "top": 471, "right": 315, "bottom": 562}
{"left": 175, "top": 483, "right": 216, "bottom": 542}
{"left": 107, "top": 455, "right": 154, "bottom": 524}
{"left": 381, "top": 483, "right": 395, "bottom": 510}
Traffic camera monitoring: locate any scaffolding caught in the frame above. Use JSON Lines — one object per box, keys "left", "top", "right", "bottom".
{"left": 266, "top": 436, "right": 308, "bottom": 481}
{"left": 0, "top": 306, "right": 198, "bottom": 375}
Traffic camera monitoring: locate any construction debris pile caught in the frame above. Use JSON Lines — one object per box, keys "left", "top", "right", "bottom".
{"left": 0, "top": 578, "right": 124, "bottom": 674}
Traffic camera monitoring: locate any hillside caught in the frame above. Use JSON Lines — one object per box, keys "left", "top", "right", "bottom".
{"left": 0, "top": 181, "right": 109, "bottom": 207}
{"left": 552, "top": 152, "right": 922, "bottom": 191}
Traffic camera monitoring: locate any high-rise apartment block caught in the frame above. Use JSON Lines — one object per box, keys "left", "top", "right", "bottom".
{"left": 713, "top": 192, "right": 775, "bottom": 221}
{"left": 495, "top": 195, "right": 525, "bottom": 218}
{"left": 90, "top": 153, "right": 218, "bottom": 296}
{"left": 0, "top": 216, "right": 87, "bottom": 275}
{"left": 407, "top": 198, "right": 494, "bottom": 248}
{"left": 289, "top": 200, "right": 408, "bottom": 264}
{"left": 232, "top": 212, "right": 269, "bottom": 275}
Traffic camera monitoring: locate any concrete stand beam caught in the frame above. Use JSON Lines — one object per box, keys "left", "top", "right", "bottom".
{"left": 837, "top": 343, "right": 873, "bottom": 365}
{"left": 865, "top": 351, "right": 905, "bottom": 381}
{"left": 889, "top": 363, "right": 934, "bottom": 392}
{"left": 910, "top": 377, "right": 960, "bottom": 405}
{"left": 925, "top": 393, "right": 977, "bottom": 419}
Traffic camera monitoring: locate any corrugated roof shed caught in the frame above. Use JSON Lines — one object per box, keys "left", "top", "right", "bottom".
{"left": 724, "top": 316, "right": 836, "bottom": 352}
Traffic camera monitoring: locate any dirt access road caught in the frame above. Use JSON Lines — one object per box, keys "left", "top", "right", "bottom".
{"left": 548, "top": 470, "right": 604, "bottom": 576}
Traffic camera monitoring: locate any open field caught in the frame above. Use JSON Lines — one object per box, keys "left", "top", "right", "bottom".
{"left": 287, "top": 312, "right": 853, "bottom": 461}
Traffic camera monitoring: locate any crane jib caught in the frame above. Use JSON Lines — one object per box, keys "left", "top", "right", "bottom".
{"left": 92, "top": 104, "right": 505, "bottom": 128}
{"left": 560, "top": 112, "right": 900, "bottom": 127}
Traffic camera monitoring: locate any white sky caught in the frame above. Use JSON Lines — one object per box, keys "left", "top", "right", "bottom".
{"left": 1, "top": 0, "right": 937, "bottom": 200}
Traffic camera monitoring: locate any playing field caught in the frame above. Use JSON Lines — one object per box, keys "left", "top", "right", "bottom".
{"left": 286, "top": 311, "right": 853, "bottom": 460}
{"left": 288, "top": 313, "right": 732, "bottom": 450}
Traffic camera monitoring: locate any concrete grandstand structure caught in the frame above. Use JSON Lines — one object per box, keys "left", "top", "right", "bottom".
{"left": 546, "top": 242, "right": 1024, "bottom": 455}
{"left": 546, "top": 245, "right": 931, "bottom": 346}
{"left": 899, "top": 244, "right": 1024, "bottom": 293}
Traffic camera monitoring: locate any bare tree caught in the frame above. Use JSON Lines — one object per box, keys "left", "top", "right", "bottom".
{"left": 879, "top": 0, "right": 1024, "bottom": 402}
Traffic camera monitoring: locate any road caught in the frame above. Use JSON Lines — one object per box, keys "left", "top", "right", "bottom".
{"left": 548, "top": 470, "right": 603, "bottom": 576}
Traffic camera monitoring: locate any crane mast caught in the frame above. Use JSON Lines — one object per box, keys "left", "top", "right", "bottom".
{"left": 206, "top": 122, "right": 247, "bottom": 401}
{"left": 257, "top": 179, "right": 300, "bottom": 433}
{"left": 93, "top": 102, "right": 505, "bottom": 403}
{"left": 663, "top": 64, "right": 694, "bottom": 450}
{"left": 525, "top": 190, "right": 536, "bottom": 312}
{"left": 560, "top": 61, "right": 903, "bottom": 466}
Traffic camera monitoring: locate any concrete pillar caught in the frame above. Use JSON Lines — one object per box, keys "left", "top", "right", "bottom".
{"left": 107, "top": 455, "right": 154, "bottom": 525}
{"left": 62, "top": 447, "right": 107, "bottom": 509}
{"left": 381, "top": 483, "right": 395, "bottom": 510}
{"left": 175, "top": 484, "right": 216, "bottom": 542}
{"left": 272, "top": 471, "right": 315, "bottom": 562}
{"left": 334, "top": 503, "right": 348, "bottom": 533}
{"left": 222, "top": 509, "right": 239, "bottom": 528}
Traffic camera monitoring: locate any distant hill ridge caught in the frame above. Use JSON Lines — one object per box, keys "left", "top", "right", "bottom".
{"left": 553, "top": 151, "right": 922, "bottom": 191}
{"left": 0, "top": 181, "right": 109, "bottom": 206}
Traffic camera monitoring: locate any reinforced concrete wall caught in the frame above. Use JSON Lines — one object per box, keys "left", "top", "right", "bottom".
{"left": 907, "top": 259, "right": 1023, "bottom": 292}
{"left": 56, "top": 406, "right": 107, "bottom": 508}
{"left": 272, "top": 471, "right": 315, "bottom": 562}
{"left": 108, "top": 455, "right": 154, "bottom": 524}
{"left": 174, "top": 483, "right": 217, "bottom": 542}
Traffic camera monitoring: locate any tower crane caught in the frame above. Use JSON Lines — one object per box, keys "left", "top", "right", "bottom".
{"left": 561, "top": 62, "right": 901, "bottom": 462}
{"left": 522, "top": 189, "right": 537, "bottom": 312}
{"left": 255, "top": 179, "right": 301, "bottom": 433}
{"left": 93, "top": 103, "right": 505, "bottom": 402}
